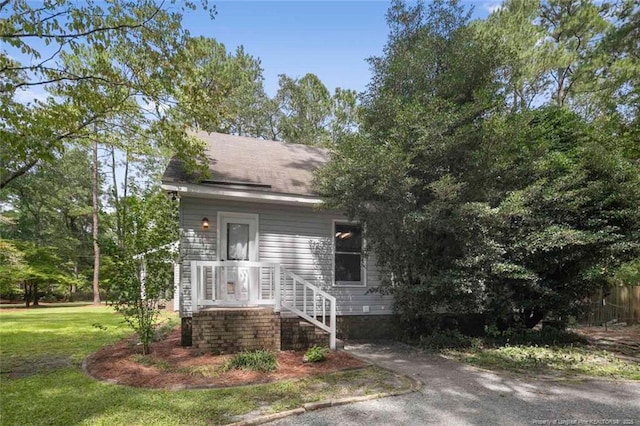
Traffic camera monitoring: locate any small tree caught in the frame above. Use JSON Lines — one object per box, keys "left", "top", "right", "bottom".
{"left": 110, "top": 190, "right": 178, "bottom": 354}
{"left": 112, "top": 252, "right": 174, "bottom": 354}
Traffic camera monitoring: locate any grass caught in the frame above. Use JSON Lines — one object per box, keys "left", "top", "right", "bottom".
{"left": 0, "top": 305, "right": 133, "bottom": 375}
{"left": 0, "top": 305, "right": 410, "bottom": 425}
{"left": 447, "top": 343, "right": 640, "bottom": 381}
{"left": 414, "top": 327, "right": 640, "bottom": 381}
{"left": 224, "top": 349, "right": 278, "bottom": 373}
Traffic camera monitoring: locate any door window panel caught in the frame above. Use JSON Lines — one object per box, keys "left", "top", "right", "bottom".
{"left": 227, "top": 223, "right": 249, "bottom": 260}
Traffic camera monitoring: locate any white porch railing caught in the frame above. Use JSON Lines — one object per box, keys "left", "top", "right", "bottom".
{"left": 190, "top": 261, "right": 279, "bottom": 309}
{"left": 190, "top": 260, "right": 336, "bottom": 349}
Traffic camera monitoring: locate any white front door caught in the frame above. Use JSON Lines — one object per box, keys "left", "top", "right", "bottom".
{"left": 218, "top": 213, "right": 259, "bottom": 303}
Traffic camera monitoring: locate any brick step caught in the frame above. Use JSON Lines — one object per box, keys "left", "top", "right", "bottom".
{"left": 280, "top": 317, "right": 333, "bottom": 351}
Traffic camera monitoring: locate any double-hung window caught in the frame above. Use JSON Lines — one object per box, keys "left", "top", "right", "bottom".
{"left": 334, "top": 222, "right": 365, "bottom": 286}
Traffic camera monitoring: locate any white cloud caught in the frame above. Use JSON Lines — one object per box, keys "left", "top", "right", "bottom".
{"left": 484, "top": 1, "right": 504, "bottom": 14}
{"left": 13, "top": 86, "right": 49, "bottom": 105}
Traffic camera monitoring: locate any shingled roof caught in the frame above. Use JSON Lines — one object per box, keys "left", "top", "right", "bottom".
{"left": 162, "top": 131, "right": 329, "bottom": 197}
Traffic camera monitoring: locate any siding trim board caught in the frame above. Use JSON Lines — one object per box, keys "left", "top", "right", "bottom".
{"left": 162, "top": 182, "right": 322, "bottom": 206}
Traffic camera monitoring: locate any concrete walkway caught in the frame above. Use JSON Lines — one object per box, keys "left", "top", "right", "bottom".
{"left": 268, "top": 342, "right": 640, "bottom": 425}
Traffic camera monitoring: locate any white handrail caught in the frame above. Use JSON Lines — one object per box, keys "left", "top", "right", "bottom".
{"left": 280, "top": 267, "right": 337, "bottom": 350}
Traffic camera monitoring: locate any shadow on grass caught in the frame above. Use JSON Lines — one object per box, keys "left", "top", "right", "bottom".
{"left": 2, "top": 365, "right": 409, "bottom": 425}
{"left": 0, "top": 302, "right": 95, "bottom": 309}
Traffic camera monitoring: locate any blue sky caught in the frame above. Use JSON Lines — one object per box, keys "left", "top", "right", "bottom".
{"left": 181, "top": 1, "right": 500, "bottom": 96}
{"left": 8, "top": 1, "right": 500, "bottom": 102}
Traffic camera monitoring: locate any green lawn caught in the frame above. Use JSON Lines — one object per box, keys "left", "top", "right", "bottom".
{"left": 0, "top": 305, "right": 409, "bottom": 425}
{"left": 1, "top": 305, "right": 132, "bottom": 375}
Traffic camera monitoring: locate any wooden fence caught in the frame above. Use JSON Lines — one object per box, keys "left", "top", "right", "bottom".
{"left": 583, "top": 285, "right": 640, "bottom": 325}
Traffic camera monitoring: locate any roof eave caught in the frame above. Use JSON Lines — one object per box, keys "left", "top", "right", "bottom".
{"left": 161, "top": 181, "right": 323, "bottom": 206}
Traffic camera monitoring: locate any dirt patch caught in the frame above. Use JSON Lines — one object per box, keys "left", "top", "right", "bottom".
{"left": 574, "top": 324, "right": 640, "bottom": 343}
{"left": 85, "top": 327, "right": 365, "bottom": 389}
{"left": 573, "top": 325, "right": 640, "bottom": 359}
{"left": 2, "top": 356, "right": 73, "bottom": 379}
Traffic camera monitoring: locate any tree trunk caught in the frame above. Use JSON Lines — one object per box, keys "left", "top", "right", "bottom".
{"left": 92, "top": 140, "right": 101, "bottom": 305}
{"left": 110, "top": 146, "right": 122, "bottom": 250}
{"left": 556, "top": 68, "right": 565, "bottom": 107}
{"left": 32, "top": 283, "right": 39, "bottom": 306}
{"left": 523, "top": 307, "right": 545, "bottom": 329}
{"left": 122, "top": 151, "right": 129, "bottom": 251}
{"left": 69, "top": 263, "right": 78, "bottom": 301}
{"left": 23, "top": 283, "right": 30, "bottom": 308}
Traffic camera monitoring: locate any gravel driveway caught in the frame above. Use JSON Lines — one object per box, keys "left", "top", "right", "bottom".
{"left": 268, "top": 342, "right": 640, "bottom": 425}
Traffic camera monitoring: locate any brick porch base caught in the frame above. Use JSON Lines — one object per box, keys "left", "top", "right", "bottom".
{"left": 191, "top": 307, "right": 281, "bottom": 355}
{"left": 186, "top": 309, "right": 397, "bottom": 353}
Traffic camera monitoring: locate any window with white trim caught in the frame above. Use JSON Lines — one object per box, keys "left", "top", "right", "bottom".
{"left": 334, "top": 222, "right": 365, "bottom": 286}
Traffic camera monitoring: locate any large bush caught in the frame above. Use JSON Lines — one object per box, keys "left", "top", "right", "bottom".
{"left": 316, "top": 1, "right": 640, "bottom": 331}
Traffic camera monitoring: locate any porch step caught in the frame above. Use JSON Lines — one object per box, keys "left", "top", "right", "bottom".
{"left": 281, "top": 317, "right": 341, "bottom": 351}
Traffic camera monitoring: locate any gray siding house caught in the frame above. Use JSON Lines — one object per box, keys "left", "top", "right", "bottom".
{"left": 162, "top": 132, "right": 394, "bottom": 352}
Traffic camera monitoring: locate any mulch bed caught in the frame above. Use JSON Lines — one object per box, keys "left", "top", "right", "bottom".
{"left": 85, "top": 327, "right": 365, "bottom": 389}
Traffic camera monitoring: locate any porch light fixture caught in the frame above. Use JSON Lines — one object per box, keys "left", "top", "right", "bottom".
{"left": 201, "top": 217, "right": 209, "bottom": 229}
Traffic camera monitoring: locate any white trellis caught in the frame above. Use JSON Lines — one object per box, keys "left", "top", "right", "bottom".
{"left": 133, "top": 241, "right": 180, "bottom": 310}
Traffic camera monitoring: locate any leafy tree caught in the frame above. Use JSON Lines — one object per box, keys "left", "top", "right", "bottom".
{"left": 0, "top": 239, "right": 25, "bottom": 298}
{"left": 0, "top": 240, "right": 81, "bottom": 306}
{"left": 276, "top": 73, "right": 333, "bottom": 145}
{"left": 213, "top": 45, "right": 273, "bottom": 138}
{"left": 602, "top": 0, "right": 640, "bottom": 118}
{"left": 587, "top": 0, "right": 640, "bottom": 159}
{"left": 169, "top": 38, "right": 266, "bottom": 135}
{"left": 328, "top": 87, "right": 359, "bottom": 143}
{"left": 271, "top": 74, "right": 358, "bottom": 145}
{"left": 481, "top": 108, "right": 640, "bottom": 328}
{"left": 1, "top": 0, "right": 215, "bottom": 189}
{"left": 475, "top": 0, "right": 547, "bottom": 111}
{"left": 537, "top": 0, "right": 610, "bottom": 107}
{"left": 2, "top": 1, "right": 270, "bottom": 304}
{"left": 1, "top": 149, "right": 94, "bottom": 300}
{"left": 318, "top": 0, "right": 501, "bottom": 322}
{"left": 217, "top": 69, "right": 358, "bottom": 145}
{"left": 478, "top": 0, "right": 613, "bottom": 111}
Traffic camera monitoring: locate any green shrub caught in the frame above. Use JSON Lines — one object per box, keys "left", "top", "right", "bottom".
{"left": 303, "top": 345, "right": 329, "bottom": 363}
{"left": 419, "top": 329, "right": 478, "bottom": 350}
{"left": 224, "top": 350, "right": 277, "bottom": 373}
